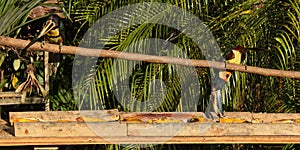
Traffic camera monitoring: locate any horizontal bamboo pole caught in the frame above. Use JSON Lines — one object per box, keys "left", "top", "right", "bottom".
{"left": 1, "top": 36, "right": 300, "bottom": 78}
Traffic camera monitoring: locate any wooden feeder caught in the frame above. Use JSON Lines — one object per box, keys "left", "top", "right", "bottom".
{"left": 2, "top": 109, "right": 299, "bottom": 145}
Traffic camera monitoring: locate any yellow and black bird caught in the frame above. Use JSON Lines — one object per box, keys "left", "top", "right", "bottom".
{"left": 24, "top": 14, "right": 65, "bottom": 52}
{"left": 205, "top": 46, "right": 269, "bottom": 119}
{"left": 218, "top": 46, "right": 268, "bottom": 85}
{"left": 24, "top": 14, "right": 65, "bottom": 76}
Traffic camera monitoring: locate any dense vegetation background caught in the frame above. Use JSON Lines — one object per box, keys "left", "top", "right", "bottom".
{"left": 1, "top": 0, "right": 300, "bottom": 149}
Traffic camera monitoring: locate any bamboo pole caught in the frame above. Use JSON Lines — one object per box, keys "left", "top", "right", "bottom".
{"left": 1, "top": 36, "right": 300, "bottom": 79}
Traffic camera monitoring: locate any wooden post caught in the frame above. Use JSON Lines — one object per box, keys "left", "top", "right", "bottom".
{"left": 0, "top": 69, "right": 3, "bottom": 118}
{"left": 44, "top": 51, "right": 50, "bottom": 111}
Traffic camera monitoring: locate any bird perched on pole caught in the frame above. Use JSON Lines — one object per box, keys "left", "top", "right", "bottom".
{"left": 23, "top": 14, "right": 65, "bottom": 52}
{"left": 219, "top": 46, "right": 268, "bottom": 85}
{"left": 205, "top": 46, "right": 269, "bottom": 119}
{"left": 23, "top": 13, "right": 65, "bottom": 111}
{"left": 23, "top": 14, "right": 65, "bottom": 76}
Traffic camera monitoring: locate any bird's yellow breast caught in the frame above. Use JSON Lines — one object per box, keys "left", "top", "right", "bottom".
{"left": 45, "top": 28, "right": 62, "bottom": 44}
{"left": 47, "top": 28, "right": 60, "bottom": 37}
{"left": 227, "top": 50, "right": 242, "bottom": 64}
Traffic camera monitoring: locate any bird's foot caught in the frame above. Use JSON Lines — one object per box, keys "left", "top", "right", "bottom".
{"left": 59, "top": 43, "right": 62, "bottom": 53}
{"left": 205, "top": 112, "right": 219, "bottom": 121}
{"left": 41, "top": 41, "right": 45, "bottom": 48}
{"left": 218, "top": 111, "right": 225, "bottom": 118}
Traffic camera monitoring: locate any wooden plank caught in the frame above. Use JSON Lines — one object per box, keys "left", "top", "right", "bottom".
{"left": 0, "top": 91, "right": 44, "bottom": 105}
{"left": 120, "top": 112, "right": 254, "bottom": 123}
{"left": 120, "top": 112, "right": 208, "bottom": 123}
{"left": 11, "top": 109, "right": 122, "bottom": 137}
{"left": 34, "top": 147, "right": 58, "bottom": 150}
{"left": 8, "top": 111, "right": 300, "bottom": 139}
{"left": 224, "top": 112, "right": 252, "bottom": 120}
{"left": 24, "top": 97, "right": 44, "bottom": 104}
{"left": 0, "top": 97, "right": 44, "bottom": 105}
{"left": 9, "top": 109, "right": 119, "bottom": 125}
{"left": 15, "top": 120, "right": 300, "bottom": 137}
{"left": 0, "top": 92, "right": 25, "bottom": 105}
{"left": 3, "top": 112, "right": 300, "bottom": 145}
{"left": 0, "top": 136, "right": 300, "bottom": 145}
{"left": 0, "top": 92, "right": 22, "bottom": 97}
{"left": 13, "top": 122, "right": 126, "bottom": 137}
{"left": 252, "top": 113, "right": 300, "bottom": 123}
{"left": 128, "top": 123, "right": 300, "bottom": 136}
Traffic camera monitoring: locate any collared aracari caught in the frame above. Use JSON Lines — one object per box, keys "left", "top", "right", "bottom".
{"left": 24, "top": 14, "right": 65, "bottom": 52}
{"left": 220, "top": 46, "right": 268, "bottom": 83}
{"left": 24, "top": 14, "right": 65, "bottom": 76}
{"left": 205, "top": 46, "right": 269, "bottom": 119}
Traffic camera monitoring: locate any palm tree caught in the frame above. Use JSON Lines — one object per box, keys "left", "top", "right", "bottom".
{"left": 3, "top": 0, "right": 299, "bottom": 149}
{"left": 67, "top": 0, "right": 300, "bottom": 149}
{"left": 70, "top": 0, "right": 299, "bottom": 114}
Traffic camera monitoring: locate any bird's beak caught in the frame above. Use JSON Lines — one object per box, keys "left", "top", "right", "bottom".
{"left": 219, "top": 71, "right": 232, "bottom": 83}
{"left": 37, "top": 20, "right": 56, "bottom": 39}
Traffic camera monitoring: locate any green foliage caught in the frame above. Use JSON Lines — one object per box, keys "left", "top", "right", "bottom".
{"left": 0, "top": 0, "right": 42, "bottom": 36}
{"left": 273, "top": 0, "right": 300, "bottom": 113}
{"left": 67, "top": 0, "right": 300, "bottom": 149}
{"left": 70, "top": 0, "right": 300, "bottom": 115}
{"left": 2, "top": 0, "right": 300, "bottom": 149}
{"left": 0, "top": 0, "right": 43, "bottom": 93}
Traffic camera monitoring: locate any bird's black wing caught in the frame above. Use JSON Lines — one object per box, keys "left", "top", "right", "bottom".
{"left": 59, "top": 19, "right": 66, "bottom": 44}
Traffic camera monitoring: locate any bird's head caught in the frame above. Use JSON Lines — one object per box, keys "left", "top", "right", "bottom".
{"left": 37, "top": 14, "right": 61, "bottom": 38}
{"left": 219, "top": 71, "right": 232, "bottom": 83}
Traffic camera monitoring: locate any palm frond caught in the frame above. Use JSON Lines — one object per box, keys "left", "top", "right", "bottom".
{"left": 0, "top": 0, "right": 42, "bottom": 36}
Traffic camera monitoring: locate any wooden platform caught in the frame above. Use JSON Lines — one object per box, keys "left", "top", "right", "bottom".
{"left": 0, "top": 92, "right": 44, "bottom": 105}
{"left": 0, "top": 111, "right": 299, "bottom": 146}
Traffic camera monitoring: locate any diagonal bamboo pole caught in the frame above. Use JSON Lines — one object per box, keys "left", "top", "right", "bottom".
{"left": 1, "top": 36, "right": 300, "bottom": 79}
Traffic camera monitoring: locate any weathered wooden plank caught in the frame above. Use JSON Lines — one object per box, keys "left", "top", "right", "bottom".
{"left": 9, "top": 111, "right": 300, "bottom": 138}
{"left": 0, "top": 92, "right": 25, "bottom": 105}
{"left": 0, "top": 97, "right": 44, "bottom": 105}
{"left": 0, "top": 135, "right": 300, "bottom": 145}
{"left": 34, "top": 147, "right": 58, "bottom": 150}
{"left": 15, "top": 120, "right": 300, "bottom": 137}
{"left": 0, "top": 92, "right": 22, "bottom": 97}
{"left": 128, "top": 123, "right": 300, "bottom": 136}
{"left": 10, "top": 109, "right": 119, "bottom": 125}
{"left": 13, "top": 122, "right": 126, "bottom": 137}
{"left": 0, "top": 91, "right": 45, "bottom": 105}
{"left": 224, "top": 112, "right": 252, "bottom": 120}
{"left": 120, "top": 112, "right": 208, "bottom": 123}
{"left": 252, "top": 113, "right": 300, "bottom": 123}
{"left": 120, "top": 112, "right": 254, "bottom": 123}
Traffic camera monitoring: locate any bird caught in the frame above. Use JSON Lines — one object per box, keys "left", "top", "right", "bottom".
{"left": 23, "top": 14, "right": 65, "bottom": 52}
{"left": 43, "top": 14, "right": 65, "bottom": 52}
{"left": 24, "top": 14, "right": 65, "bottom": 76}
{"left": 205, "top": 46, "right": 269, "bottom": 119}
{"left": 219, "top": 46, "right": 268, "bottom": 82}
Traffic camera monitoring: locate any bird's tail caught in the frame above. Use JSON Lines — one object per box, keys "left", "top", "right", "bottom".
{"left": 205, "top": 77, "right": 226, "bottom": 120}
{"left": 23, "top": 37, "right": 40, "bottom": 51}
{"left": 205, "top": 89, "right": 224, "bottom": 120}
